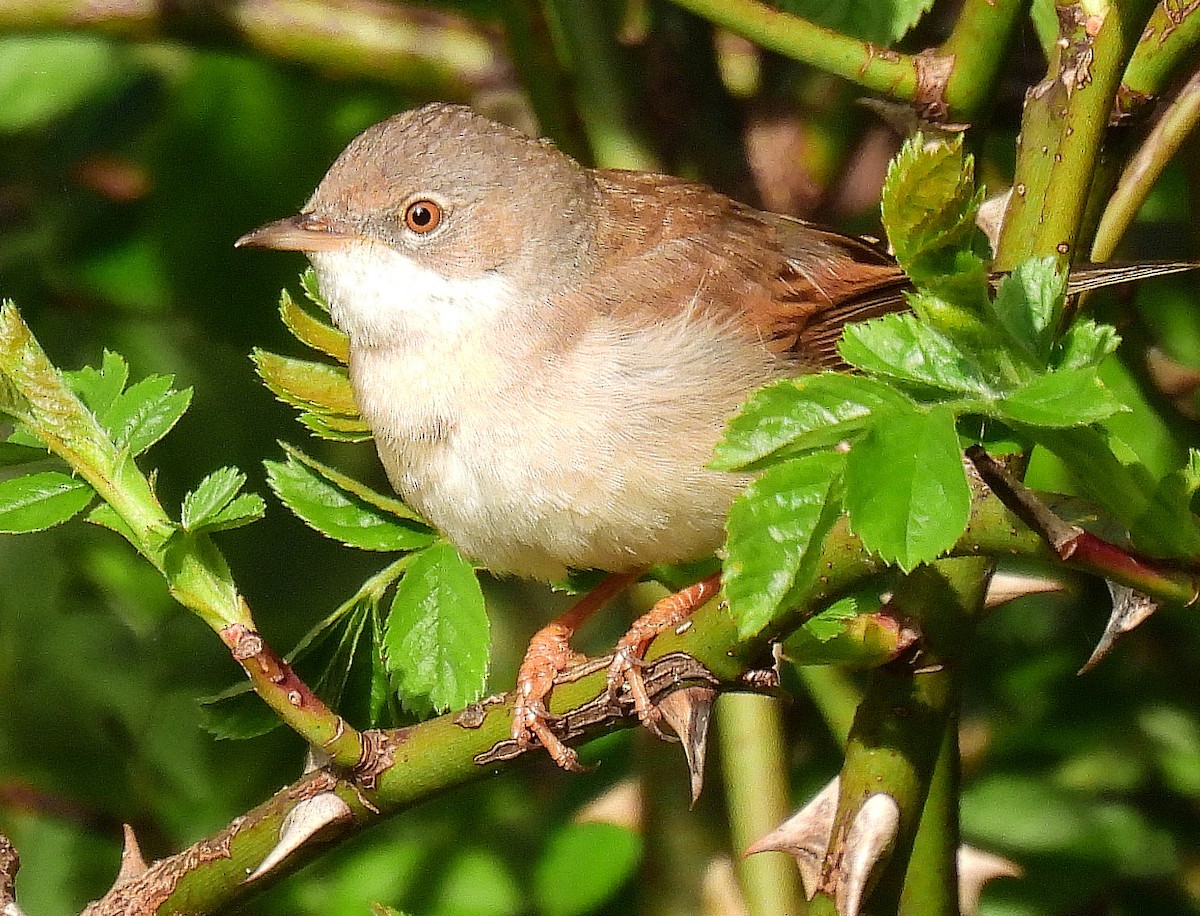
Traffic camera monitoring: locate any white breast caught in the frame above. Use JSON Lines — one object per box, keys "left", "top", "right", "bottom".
{"left": 311, "top": 242, "right": 781, "bottom": 581}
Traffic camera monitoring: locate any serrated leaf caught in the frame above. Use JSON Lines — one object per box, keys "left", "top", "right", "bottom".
{"left": 65, "top": 349, "right": 128, "bottom": 418}
{"left": 104, "top": 374, "right": 192, "bottom": 456}
{"left": 1054, "top": 319, "right": 1121, "bottom": 371}
{"left": 839, "top": 312, "right": 993, "bottom": 397}
{"left": 182, "top": 467, "right": 265, "bottom": 533}
{"left": 881, "top": 135, "right": 987, "bottom": 280}
{"left": 384, "top": 542, "right": 489, "bottom": 711}
{"left": 724, "top": 451, "right": 845, "bottom": 638}
{"left": 714, "top": 374, "right": 912, "bottom": 471}
{"left": 300, "top": 267, "right": 330, "bottom": 313}
{"left": 845, "top": 404, "right": 970, "bottom": 571}
{"left": 0, "top": 471, "right": 93, "bottom": 533}
{"left": 253, "top": 349, "right": 360, "bottom": 417}
{"left": 280, "top": 443, "right": 426, "bottom": 522}
{"left": 265, "top": 454, "right": 433, "bottom": 551}
{"left": 279, "top": 287, "right": 349, "bottom": 363}
{"left": 182, "top": 467, "right": 245, "bottom": 530}
{"left": 990, "top": 257, "right": 1066, "bottom": 364}
{"left": 999, "top": 368, "right": 1125, "bottom": 428}
{"left": 298, "top": 411, "right": 372, "bottom": 442}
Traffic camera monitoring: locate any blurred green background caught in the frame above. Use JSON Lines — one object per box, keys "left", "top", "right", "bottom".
{"left": 2, "top": 2, "right": 1200, "bottom": 914}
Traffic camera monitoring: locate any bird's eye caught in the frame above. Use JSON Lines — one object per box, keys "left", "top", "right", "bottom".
{"left": 404, "top": 199, "right": 442, "bottom": 234}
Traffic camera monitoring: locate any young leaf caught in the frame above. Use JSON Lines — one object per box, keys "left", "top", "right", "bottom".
{"left": 181, "top": 466, "right": 265, "bottom": 533}
{"left": 714, "top": 374, "right": 912, "bottom": 471}
{"left": 998, "top": 368, "right": 1125, "bottom": 428}
{"left": 252, "top": 349, "right": 360, "bottom": 417}
{"left": 278, "top": 287, "right": 350, "bottom": 363}
{"left": 280, "top": 443, "right": 427, "bottom": 522}
{"left": 1053, "top": 319, "right": 1120, "bottom": 371}
{"left": 0, "top": 470, "right": 94, "bottom": 533}
{"left": 104, "top": 374, "right": 193, "bottom": 456}
{"left": 880, "top": 134, "right": 986, "bottom": 281}
{"left": 64, "top": 349, "right": 128, "bottom": 418}
{"left": 264, "top": 453, "right": 433, "bottom": 551}
{"left": 839, "top": 312, "right": 993, "bottom": 397}
{"left": 845, "top": 404, "right": 970, "bottom": 571}
{"left": 384, "top": 541, "right": 489, "bottom": 711}
{"left": 990, "top": 256, "right": 1066, "bottom": 365}
{"left": 300, "top": 267, "right": 330, "bottom": 312}
{"left": 723, "top": 451, "right": 845, "bottom": 639}
{"left": 297, "top": 411, "right": 373, "bottom": 443}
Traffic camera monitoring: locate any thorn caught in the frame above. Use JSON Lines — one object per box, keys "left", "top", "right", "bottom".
{"left": 836, "top": 793, "right": 900, "bottom": 916}
{"left": 247, "top": 792, "right": 352, "bottom": 882}
{"left": 984, "top": 570, "right": 1064, "bottom": 608}
{"left": 1079, "top": 580, "right": 1159, "bottom": 674}
{"left": 116, "top": 824, "right": 148, "bottom": 883}
{"left": 302, "top": 747, "right": 332, "bottom": 774}
{"left": 744, "top": 776, "right": 840, "bottom": 900}
{"left": 976, "top": 188, "right": 1012, "bottom": 255}
{"left": 958, "top": 845, "right": 1022, "bottom": 915}
{"left": 657, "top": 686, "right": 716, "bottom": 807}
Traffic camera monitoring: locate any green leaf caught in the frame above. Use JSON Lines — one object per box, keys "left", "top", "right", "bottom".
{"left": 838, "top": 312, "right": 992, "bottom": 396}
{"left": 1054, "top": 319, "right": 1121, "bottom": 370}
{"left": 384, "top": 542, "right": 489, "bottom": 711}
{"left": 279, "top": 287, "right": 350, "bottom": 363}
{"left": 0, "top": 471, "right": 94, "bottom": 533}
{"left": 714, "top": 374, "right": 912, "bottom": 471}
{"left": 181, "top": 467, "right": 265, "bottom": 533}
{"left": 724, "top": 451, "right": 845, "bottom": 639}
{"left": 0, "top": 35, "right": 122, "bottom": 133}
{"left": 252, "top": 349, "right": 360, "bottom": 417}
{"left": 845, "top": 404, "right": 970, "bottom": 571}
{"left": 264, "top": 453, "right": 433, "bottom": 551}
{"left": 999, "top": 368, "right": 1125, "bottom": 428}
{"left": 776, "top": 0, "right": 933, "bottom": 44}
{"left": 103, "top": 374, "right": 193, "bottom": 456}
{"left": 534, "top": 822, "right": 643, "bottom": 916}
{"left": 0, "top": 442, "right": 48, "bottom": 467}
{"left": 65, "top": 350, "right": 128, "bottom": 418}
{"left": 297, "top": 411, "right": 373, "bottom": 442}
{"left": 990, "top": 256, "right": 1066, "bottom": 364}
{"left": 300, "top": 267, "right": 330, "bottom": 313}
{"left": 280, "top": 443, "right": 427, "bottom": 523}
{"left": 880, "top": 134, "right": 986, "bottom": 281}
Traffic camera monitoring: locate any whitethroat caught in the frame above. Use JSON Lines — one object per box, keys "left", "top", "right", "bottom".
{"left": 238, "top": 102, "right": 1197, "bottom": 770}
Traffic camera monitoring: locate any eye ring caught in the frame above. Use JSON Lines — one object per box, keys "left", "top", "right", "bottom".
{"left": 403, "top": 199, "right": 443, "bottom": 234}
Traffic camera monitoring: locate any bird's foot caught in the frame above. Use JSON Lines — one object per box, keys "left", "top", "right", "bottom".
{"left": 513, "top": 621, "right": 589, "bottom": 771}
{"left": 605, "top": 574, "right": 722, "bottom": 736}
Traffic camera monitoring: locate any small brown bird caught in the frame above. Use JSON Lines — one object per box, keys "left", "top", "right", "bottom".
{"left": 238, "top": 102, "right": 1194, "bottom": 769}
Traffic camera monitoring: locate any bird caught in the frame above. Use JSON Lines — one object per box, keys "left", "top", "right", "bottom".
{"left": 237, "top": 101, "right": 1196, "bottom": 769}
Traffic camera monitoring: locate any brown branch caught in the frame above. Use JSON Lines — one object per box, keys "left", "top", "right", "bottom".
{"left": 0, "top": 834, "right": 18, "bottom": 911}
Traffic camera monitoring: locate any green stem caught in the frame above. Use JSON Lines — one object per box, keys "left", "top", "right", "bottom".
{"left": 1092, "top": 67, "right": 1200, "bottom": 260}
{"left": 718, "top": 693, "right": 809, "bottom": 915}
{"left": 939, "top": 0, "right": 1031, "bottom": 121}
{"left": 1121, "top": 2, "right": 1200, "bottom": 102}
{"left": 898, "top": 725, "right": 961, "bottom": 916}
{"left": 995, "top": 0, "right": 1159, "bottom": 270}
{"left": 665, "top": 0, "right": 923, "bottom": 105}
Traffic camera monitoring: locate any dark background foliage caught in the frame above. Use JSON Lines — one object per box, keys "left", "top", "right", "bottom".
{"left": 1, "top": 2, "right": 1199, "bottom": 913}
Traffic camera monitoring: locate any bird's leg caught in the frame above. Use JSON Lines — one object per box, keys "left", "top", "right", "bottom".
{"left": 514, "top": 570, "right": 641, "bottom": 771}
{"left": 606, "top": 573, "right": 722, "bottom": 736}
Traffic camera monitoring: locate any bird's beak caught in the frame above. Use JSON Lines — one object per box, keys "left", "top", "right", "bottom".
{"left": 235, "top": 213, "right": 358, "bottom": 252}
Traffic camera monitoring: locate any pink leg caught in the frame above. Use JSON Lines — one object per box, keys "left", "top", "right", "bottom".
{"left": 606, "top": 573, "right": 722, "bottom": 734}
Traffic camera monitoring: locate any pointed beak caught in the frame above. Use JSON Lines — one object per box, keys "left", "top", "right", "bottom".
{"left": 235, "top": 213, "right": 358, "bottom": 252}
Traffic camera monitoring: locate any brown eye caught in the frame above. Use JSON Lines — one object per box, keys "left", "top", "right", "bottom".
{"left": 404, "top": 199, "right": 442, "bottom": 234}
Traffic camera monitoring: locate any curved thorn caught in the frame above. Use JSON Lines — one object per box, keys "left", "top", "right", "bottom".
{"left": 744, "top": 776, "right": 840, "bottom": 900}
{"left": 657, "top": 686, "right": 716, "bottom": 807}
{"left": 837, "top": 793, "right": 900, "bottom": 916}
{"left": 247, "top": 792, "right": 352, "bottom": 882}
